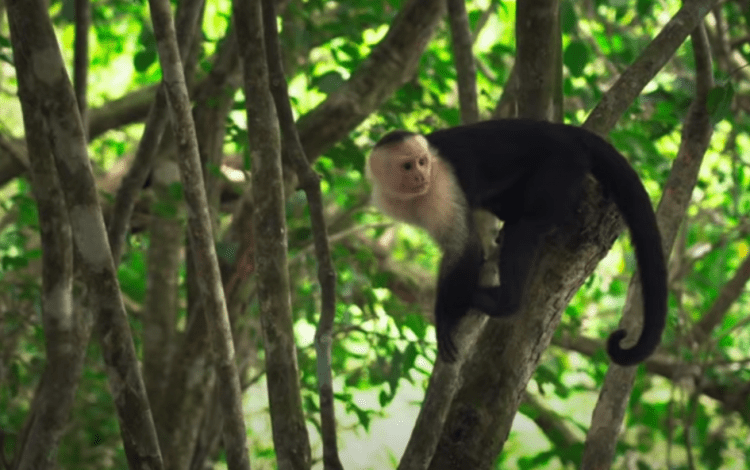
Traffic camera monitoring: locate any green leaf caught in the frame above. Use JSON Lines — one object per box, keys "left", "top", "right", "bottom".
{"left": 637, "top": 0, "right": 654, "bottom": 16}
{"left": 403, "top": 313, "right": 427, "bottom": 339}
{"left": 314, "top": 71, "right": 345, "bottom": 94}
{"left": 707, "top": 83, "right": 734, "bottom": 124}
{"left": 561, "top": 0, "right": 577, "bottom": 34}
{"left": 379, "top": 389, "right": 388, "bottom": 407}
{"left": 0, "top": 34, "right": 11, "bottom": 65}
{"left": 1, "top": 255, "right": 28, "bottom": 270}
{"left": 133, "top": 49, "right": 157, "bottom": 72}
{"left": 401, "top": 342, "right": 418, "bottom": 375}
{"left": 564, "top": 41, "right": 589, "bottom": 77}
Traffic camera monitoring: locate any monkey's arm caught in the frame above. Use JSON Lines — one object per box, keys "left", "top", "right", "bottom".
{"left": 434, "top": 228, "right": 485, "bottom": 361}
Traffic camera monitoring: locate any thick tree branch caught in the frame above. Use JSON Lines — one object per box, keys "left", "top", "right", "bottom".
{"left": 233, "top": 0, "right": 312, "bottom": 468}
{"left": 447, "top": 0, "right": 480, "bottom": 124}
{"left": 690, "top": 253, "right": 750, "bottom": 343}
{"left": 7, "top": 24, "right": 83, "bottom": 470}
{"left": 515, "top": 0, "right": 559, "bottom": 120}
{"left": 157, "top": 32, "right": 242, "bottom": 470}
{"left": 558, "top": 334, "right": 750, "bottom": 424}
{"left": 7, "top": 0, "right": 164, "bottom": 466}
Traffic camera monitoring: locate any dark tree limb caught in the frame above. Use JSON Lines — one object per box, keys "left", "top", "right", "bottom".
{"left": 233, "top": 0, "right": 312, "bottom": 468}
{"left": 397, "top": 314, "right": 486, "bottom": 470}
{"left": 447, "top": 0, "right": 480, "bottom": 124}
{"left": 141, "top": 146, "right": 185, "bottom": 454}
{"left": 559, "top": 332, "right": 750, "bottom": 425}
{"left": 492, "top": 64, "right": 520, "bottom": 118}
{"left": 520, "top": 392, "right": 578, "bottom": 453}
{"left": 156, "top": 32, "right": 242, "bottom": 470}
{"left": 7, "top": 24, "right": 83, "bottom": 470}
{"left": 471, "top": 0, "right": 499, "bottom": 45}
{"left": 6, "top": 0, "right": 164, "bottom": 466}
{"left": 261, "top": 0, "right": 341, "bottom": 468}
{"left": 515, "top": 0, "right": 560, "bottom": 120}
{"left": 690, "top": 253, "right": 750, "bottom": 343}
{"left": 582, "top": 22, "right": 715, "bottom": 470}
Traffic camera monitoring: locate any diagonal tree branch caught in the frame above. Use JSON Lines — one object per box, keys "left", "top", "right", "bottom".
{"left": 584, "top": 0, "right": 720, "bottom": 134}
{"left": 148, "top": 0, "right": 251, "bottom": 468}
{"left": 73, "top": 0, "right": 90, "bottom": 135}
{"left": 107, "top": 0, "right": 206, "bottom": 265}
{"left": 690, "top": 252, "right": 750, "bottom": 343}
{"left": 582, "top": 21, "right": 715, "bottom": 470}
{"left": 296, "top": 0, "right": 446, "bottom": 161}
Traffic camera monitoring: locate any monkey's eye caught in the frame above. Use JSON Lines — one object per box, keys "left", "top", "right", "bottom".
{"left": 419, "top": 158, "right": 427, "bottom": 166}
{"left": 403, "top": 162, "right": 412, "bottom": 170}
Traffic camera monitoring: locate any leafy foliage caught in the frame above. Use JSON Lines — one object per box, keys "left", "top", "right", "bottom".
{"left": 1, "top": 0, "right": 749, "bottom": 468}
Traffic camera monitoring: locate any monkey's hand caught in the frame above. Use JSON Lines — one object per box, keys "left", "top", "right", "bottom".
{"left": 434, "top": 306, "right": 460, "bottom": 362}
{"left": 471, "top": 286, "right": 521, "bottom": 317}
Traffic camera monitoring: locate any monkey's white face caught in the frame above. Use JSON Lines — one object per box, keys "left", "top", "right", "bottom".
{"left": 368, "top": 135, "right": 433, "bottom": 200}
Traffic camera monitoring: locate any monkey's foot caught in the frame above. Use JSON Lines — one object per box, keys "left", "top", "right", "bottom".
{"left": 471, "top": 287, "right": 521, "bottom": 317}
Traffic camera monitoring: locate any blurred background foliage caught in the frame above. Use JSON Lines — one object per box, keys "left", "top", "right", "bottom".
{"left": 1, "top": 0, "right": 749, "bottom": 468}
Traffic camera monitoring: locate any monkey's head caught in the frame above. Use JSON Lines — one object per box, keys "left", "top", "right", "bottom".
{"left": 367, "top": 132, "right": 433, "bottom": 200}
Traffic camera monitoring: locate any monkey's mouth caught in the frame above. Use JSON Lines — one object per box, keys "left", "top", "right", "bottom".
{"left": 409, "top": 183, "right": 428, "bottom": 193}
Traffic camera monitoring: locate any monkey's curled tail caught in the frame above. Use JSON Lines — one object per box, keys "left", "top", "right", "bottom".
{"left": 582, "top": 131, "right": 667, "bottom": 366}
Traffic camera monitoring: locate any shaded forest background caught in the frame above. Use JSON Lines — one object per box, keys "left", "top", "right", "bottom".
{"left": 0, "top": 0, "right": 750, "bottom": 469}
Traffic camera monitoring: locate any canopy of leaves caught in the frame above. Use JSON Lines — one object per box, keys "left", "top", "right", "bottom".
{"left": 0, "top": 0, "right": 749, "bottom": 468}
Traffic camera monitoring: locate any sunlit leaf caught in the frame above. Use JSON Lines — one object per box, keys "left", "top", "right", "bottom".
{"left": 563, "top": 40, "right": 588, "bottom": 77}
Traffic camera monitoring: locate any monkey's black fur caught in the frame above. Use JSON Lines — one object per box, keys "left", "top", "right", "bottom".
{"left": 376, "top": 119, "right": 667, "bottom": 365}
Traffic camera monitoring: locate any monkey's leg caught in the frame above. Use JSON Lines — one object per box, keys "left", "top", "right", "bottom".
{"left": 472, "top": 219, "right": 547, "bottom": 317}
{"left": 474, "top": 160, "right": 587, "bottom": 317}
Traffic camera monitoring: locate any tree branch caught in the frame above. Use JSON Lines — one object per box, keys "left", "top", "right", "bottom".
{"left": 148, "top": 0, "right": 251, "bottom": 468}
{"left": 261, "top": 0, "right": 342, "bottom": 467}
{"left": 582, "top": 22, "right": 715, "bottom": 470}
{"left": 296, "top": 0, "right": 446, "bottom": 161}
{"left": 107, "top": 0, "right": 206, "bottom": 264}
{"left": 447, "top": 0, "right": 480, "bottom": 124}
{"left": 7, "top": 0, "right": 164, "bottom": 466}
{"left": 233, "top": 0, "right": 312, "bottom": 467}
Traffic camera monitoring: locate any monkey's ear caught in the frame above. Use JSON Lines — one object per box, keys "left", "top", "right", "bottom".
{"left": 365, "top": 150, "right": 383, "bottom": 182}
{"left": 367, "top": 145, "right": 396, "bottom": 182}
{"left": 411, "top": 134, "right": 431, "bottom": 154}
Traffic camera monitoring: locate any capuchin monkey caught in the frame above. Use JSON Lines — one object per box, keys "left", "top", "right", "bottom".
{"left": 366, "top": 119, "right": 667, "bottom": 366}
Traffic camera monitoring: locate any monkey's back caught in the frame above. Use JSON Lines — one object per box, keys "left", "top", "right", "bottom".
{"left": 425, "top": 119, "right": 592, "bottom": 221}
